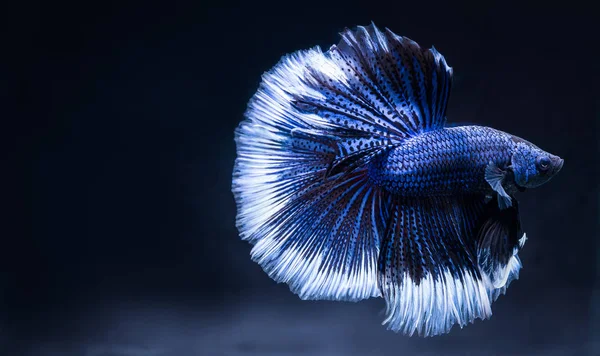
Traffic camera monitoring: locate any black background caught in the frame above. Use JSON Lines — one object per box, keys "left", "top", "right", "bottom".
{"left": 7, "top": 1, "right": 599, "bottom": 355}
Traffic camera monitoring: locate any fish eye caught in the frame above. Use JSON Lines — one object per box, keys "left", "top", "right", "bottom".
{"left": 537, "top": 156, "right": 551, "bottom": 171}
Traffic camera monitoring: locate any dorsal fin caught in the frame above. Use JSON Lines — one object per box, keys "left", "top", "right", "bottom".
{"left": 333, "top": 23, "right": 453, "bottom": 136}
{"left": 288, "top": 23, "right": 454, "bottom": 142}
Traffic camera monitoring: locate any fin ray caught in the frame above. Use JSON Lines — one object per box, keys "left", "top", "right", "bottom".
{"left": 476, "top": 197, "right": 524, "bottom": 293}
{"left": 485, "top": 161, "right": 513, "bottom": 209}
{"left": 378, "top": 196, "right": 493, "bottom": 336}
{"left": 247, "top": 169, "right": 389, "bottom": 301}
{"left": 377, "top": 195, "right": 526, "bottom": 336}
{"left": 234, "top": 23, "right": 453, "bottom": 301}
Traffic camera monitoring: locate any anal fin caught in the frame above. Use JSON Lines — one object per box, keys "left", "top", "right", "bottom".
{"left": 378, "top": 195, "right": 492, "bottom": 337}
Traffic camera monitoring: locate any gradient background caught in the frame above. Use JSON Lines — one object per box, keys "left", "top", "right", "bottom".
{"left": 8, "top": 1, "right": 599, "bottom": 355}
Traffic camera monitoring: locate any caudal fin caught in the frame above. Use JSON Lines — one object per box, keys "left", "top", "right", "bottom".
{"left": 233, "top": 23, "right": 455, "bottom": 302}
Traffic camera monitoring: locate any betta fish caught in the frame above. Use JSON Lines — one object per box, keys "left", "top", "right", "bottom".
{"left": 232, "top": 23, "right": 563, "bottom": 336}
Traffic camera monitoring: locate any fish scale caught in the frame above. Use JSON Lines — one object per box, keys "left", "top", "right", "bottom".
{"left": 369, "top": 125, "right": 513, "bottom": 196}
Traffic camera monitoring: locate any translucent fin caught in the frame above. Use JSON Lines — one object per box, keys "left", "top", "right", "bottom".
{"left": 377, "top": 195, "right": 526, "bottom": 336}
{"left": 233, "top": 46, "right": 397, "bottom": 301}
{"left": 248, "top": 170, "right": 390, "bottom": 301}
{"left": 484, "top": 162, "right": 512, "bottom": 209}
{"left": 234, "top": 23, "right": 456, "bottom": 308}
{"left": 333, "top": 23, "right": 453, "bottom": 135}
{"left": 487, "top": 254, "right": 522, "bottom": 302}
{"left": 378, "top": 195, "right": 492, "bottom": 337}
{"left": 476, "top": 198, "right": 524, "bottom": 293}
{"left": 234, "top": 23, "right": 454, "bottom": 301}
{"left": 286, "top": 23, "right": 454, "bottom": 142}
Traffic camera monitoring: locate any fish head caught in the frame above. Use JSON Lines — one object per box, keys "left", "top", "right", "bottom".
{"left": 510, "top": 137, "right": 564, "bottom": 189}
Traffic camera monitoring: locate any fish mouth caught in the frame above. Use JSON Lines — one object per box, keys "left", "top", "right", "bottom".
{"left": 553, "top": 157, "right": 564, "bottom": 174}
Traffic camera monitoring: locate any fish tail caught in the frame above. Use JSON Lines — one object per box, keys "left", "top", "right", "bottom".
{"left": 232, "top": 48, "right": 390, "bottom": 301}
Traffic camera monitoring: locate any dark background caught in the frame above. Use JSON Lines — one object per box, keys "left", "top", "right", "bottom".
{"left": 7, "top": 1, "right": 599, "bottom": 355}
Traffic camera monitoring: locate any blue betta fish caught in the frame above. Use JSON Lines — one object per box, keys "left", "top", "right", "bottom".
{"left": 232, "top": 23, "right": 563, "bottom": 336}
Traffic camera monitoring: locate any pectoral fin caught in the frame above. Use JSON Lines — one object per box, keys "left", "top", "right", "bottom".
{"left": 485, "top": 162, "right": 512, "bottom": 210}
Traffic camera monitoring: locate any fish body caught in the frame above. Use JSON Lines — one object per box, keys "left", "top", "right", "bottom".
{"left": 369, "top": 125, "right": 563, "bottom": 197}
{"left": 232, "top": 24, "right": 563, "bottom": 337}
{"left": 369, "top": 125, "right": 512, "bottom": 196}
